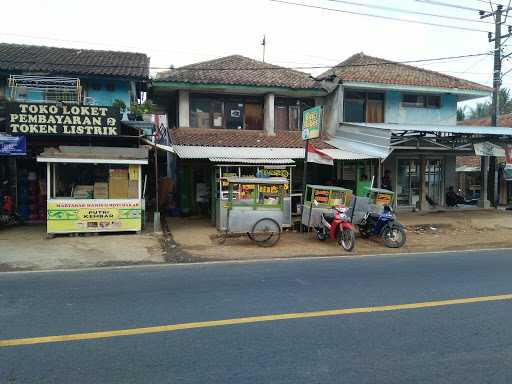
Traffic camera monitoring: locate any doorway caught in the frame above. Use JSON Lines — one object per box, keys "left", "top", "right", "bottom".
{"left": 397, "top": 159, "right": 420, "bottom": 208}
{"left": 425, "top": 159, "right": 443, "bottom": 206}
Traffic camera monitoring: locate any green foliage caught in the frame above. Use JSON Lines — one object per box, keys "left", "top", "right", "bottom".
{"left": 112, "top": 98, "right": 127, "bottom": 112}
{"left": 457, "top": 106, "right": 466, "bottom": 121}
{"left": 130, "top": 100, "right": 153, "bottom": 116}
{"left": 467, "top": 87, "right": 512, "bottom": 119}
{"left": 469, "top": 101, "right": 491, "bottom": 119}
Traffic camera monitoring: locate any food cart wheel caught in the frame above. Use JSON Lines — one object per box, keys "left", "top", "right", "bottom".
{"left": 250, "top": 218, "right": 281, "bottom": 247}
{"left": 216, "top": 234, "right": 227, "bottom": 244}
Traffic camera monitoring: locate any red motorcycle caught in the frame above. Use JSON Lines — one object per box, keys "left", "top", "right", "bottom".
{"left": 314, "top": 205, "right": 355, "bottom": 251}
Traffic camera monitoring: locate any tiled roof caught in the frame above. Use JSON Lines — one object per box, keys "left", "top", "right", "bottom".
{"left": 156, "top": 55, "right": 321, "bottom": 89}
{"left": 318, "top": 52, "right": 491, "bottom": 93}
{"left": 0, "top": 43, "right": 149, "bottom": 79}
{"left": 461, "top": 114, "right": 512, "bottom": 127}
{"left": 169, "top": 128, "right": 333, "bottom": 149}
{"left": 456, "top": 156, "right": 481, "bottom": 167}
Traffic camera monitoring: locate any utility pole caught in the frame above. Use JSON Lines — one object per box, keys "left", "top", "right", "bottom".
{"left": 261, "top": 35, "right": 266, "bottom": 63}
{"left": 480, "top": 4, "right": 512, "bottom": 207}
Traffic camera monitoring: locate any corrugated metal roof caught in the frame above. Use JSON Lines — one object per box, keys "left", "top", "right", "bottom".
{"left": 210, "top": 158, "right": 295, "bottom": 164}
{"left": 174, "top": 145, "right": 303, "bottom": 159}
{"left": 456, "top": 165, "right": 480, "bottom": 172}
{"left": 174, "top": 145, "right": 376, "bottom": 160}
{"left": 351, "top": 122, "right": 512, "bottom": 135}
{"left": 321, "top": 148, "right": 379, "bottom": 160}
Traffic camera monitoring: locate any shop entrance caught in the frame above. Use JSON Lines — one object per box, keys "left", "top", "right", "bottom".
{"left": 397, "top": 159, "right": 420, "bottom": 208}
{"left": 396, "top": 158, "right": 444, "bottom": 209}
{"left": 426, "top": 159, "right": 443, "bottom": 206}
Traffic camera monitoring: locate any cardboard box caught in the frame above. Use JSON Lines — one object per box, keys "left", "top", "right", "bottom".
{"left": 128, "top": 180, "right": 138, "bottom": 199}
{"left": 109, "top": 169, "right": 129, "bottom": 179}
{"left": 73, "top": 185, "right": 93, "bottom": 199}
{"left": 94, "top": 182, "right": 109, "bottom": 199}
{"left": 108, "top": 178, "right": 128, "bottom": 199}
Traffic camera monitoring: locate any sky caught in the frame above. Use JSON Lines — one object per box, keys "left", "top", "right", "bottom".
{"left": 1, "top": 0, "right": 510, "bottom": 110}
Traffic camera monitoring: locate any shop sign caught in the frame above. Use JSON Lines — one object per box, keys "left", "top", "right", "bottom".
{"left": 473, "top": 142, "right": 505, "bottom": 157}
{"left": 302, "top": 106, "right": 322, "bottom": 140}
{"left": 258, "top": 168, "right": 289, "bottom": 178}
{"left": 6, "top": 102, "right": 120, "bottom": 137}
{"left": 47, "top": 199, "right": 141, "bottom": 233}
{"left": 0, "top": 134, "right": 26, "bottom": 155}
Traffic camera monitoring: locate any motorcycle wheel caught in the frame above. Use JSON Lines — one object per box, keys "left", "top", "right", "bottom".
{"left": 382, "top": 226, "right": 406, "bottom": 248}
{"left": 315, "top": 229, "right": 327, "bottom": 241}
{"left": 358, "top": 226, "right": 370, "bottom": 239}
{"left": 337, "top": 229, "right": 355, "bottom": 252}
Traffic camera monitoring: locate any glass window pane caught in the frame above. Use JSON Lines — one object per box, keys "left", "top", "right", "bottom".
{"left": 344, "top": 100, "right": 365, "bottom": 122}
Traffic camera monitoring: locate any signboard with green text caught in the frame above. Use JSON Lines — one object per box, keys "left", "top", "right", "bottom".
{"left": 47, "top": 199, "right": 141, "bottom": 234}
{"left": 302, "top": 106, "right": 322, "bottom": 140}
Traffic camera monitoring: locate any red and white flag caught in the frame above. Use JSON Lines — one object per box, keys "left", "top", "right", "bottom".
{"left": 307, "top": 143, "right": 333, "bottom": 166}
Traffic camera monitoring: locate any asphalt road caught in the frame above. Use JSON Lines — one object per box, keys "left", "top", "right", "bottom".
{"left": 1, "top": 249, "right": 512, "bottom": 383}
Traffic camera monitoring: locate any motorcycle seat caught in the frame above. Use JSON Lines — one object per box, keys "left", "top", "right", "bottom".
{"left": 322, "top": 211, "right": 336, "bottom": 223}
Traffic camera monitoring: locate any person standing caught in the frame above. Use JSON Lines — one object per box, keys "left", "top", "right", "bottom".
{"left": 381, "top": 170, "right": 393, "bottom": 191}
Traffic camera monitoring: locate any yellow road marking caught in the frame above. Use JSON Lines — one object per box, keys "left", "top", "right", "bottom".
{"left": 1, "top": 293, "right": 511, "bottom": 348}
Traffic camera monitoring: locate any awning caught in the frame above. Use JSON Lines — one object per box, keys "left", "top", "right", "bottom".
{"left": 350, "top": 122, "right": 512, "bottom": 136}
{"left": 210, "top": 158, "right": 295, "bottom": 164}
{"left": 326, "top": 125, "right": 392, "bottom": 159}
{"left": 174, "top": 145, "right": 376, "bottom": 161}
{"left": 37, "top": 146, "right": 148, "bottom": 165}
{"left": 174, "top": 145, "right": 304, "bottom": 159}
{"left": 456, "top": 165, "right": 480, "bottom": 172}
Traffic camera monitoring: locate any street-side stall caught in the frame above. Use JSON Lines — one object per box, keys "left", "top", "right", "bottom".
{"left": 37, "top": 146, "right": 148, "bottom": 236}
{"left": 216, "top": 177, "right": 289, "bottom": 247}
{"left": 215, "top": 164, "right": 295, "bottom": 229}
{"left": 301, "top": 184, "right": 353, "bottom": 229}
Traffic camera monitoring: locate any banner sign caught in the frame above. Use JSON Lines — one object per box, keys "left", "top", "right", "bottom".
{"left": 47, "top": 199, "right": 141, "bottom": 234}
{"left": 7, "top": 102, "right": 120, "bottom": 137}
{"left": 302, "top": 106, "right": 322, "bottom": 140}
{"left": 0, "top": 134, "right": 26, "bottom": 155}
{"left": 473, "top": 142, "right": 505, "bottom": 157}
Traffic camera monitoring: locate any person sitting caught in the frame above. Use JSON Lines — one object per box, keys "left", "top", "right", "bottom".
{"left": 446, "top": 186, "right": 466, "bottom": 207}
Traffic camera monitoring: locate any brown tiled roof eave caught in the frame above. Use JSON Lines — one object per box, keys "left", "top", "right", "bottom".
{"left": 0, "top": 43, "right": 150, "bottom": 79}
{"left": 319, "top": 53, "right": 491, "bottom": 93}
{"left": 156, "top": 55, "right": 321, "bottom": 90}
{"left": 169, "top": 128, "right": 334, "bottom": 149}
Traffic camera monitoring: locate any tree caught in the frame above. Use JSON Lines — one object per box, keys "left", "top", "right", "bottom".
{"left": 499, "top": 88, "right": 512, "bottom": 115}
{"left": 467, "top": 87, "right": 512, "bottom": 120}
{"left": 469, "top": 101, "right": 491, "bottom": 119}
{"left": 457, "top": 106, "right": 466, "bottom": 121}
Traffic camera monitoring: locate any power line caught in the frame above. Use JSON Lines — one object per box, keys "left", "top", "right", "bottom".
{"left": 415, "top": 0, "right": 483, "bottom": 12}
{"left": 0, "top": 52, "right": 492, "bottom": 71}
{"left": 471, "top": 0, "right": 505, "bottom": 6}
{"left": 269, "top": 0, "right": 492, "bottom": 32}
{"left": 324, "top": 0, "right": 493, "bottom": 24}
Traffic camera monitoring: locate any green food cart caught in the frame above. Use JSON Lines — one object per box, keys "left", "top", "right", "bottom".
{"left": 301, "top": 184, "right": 353, "bottom": 228}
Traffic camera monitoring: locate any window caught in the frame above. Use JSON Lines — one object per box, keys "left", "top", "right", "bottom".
{"left": 45, "top": 89, "right": 76, "bottom": 103}
{"left": 401, "top": 94, "right": 441, "bottom": 109}
{"left": 343, "top": 90, "right": 384, "bottom": 123}
{"left": 190, "top": 98, "right": 214, "bottom": 128}
{"left": 189, "top": 95, "right": 265, "bottom": 130}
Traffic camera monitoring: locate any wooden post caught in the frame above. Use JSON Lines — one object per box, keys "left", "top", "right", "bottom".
{"left": 300, "top": 139, "right": 309, "bottom": 233}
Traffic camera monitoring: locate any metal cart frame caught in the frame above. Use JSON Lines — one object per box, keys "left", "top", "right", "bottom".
{"left": 216, "top": 177, "right": 289, "bottom": 247}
